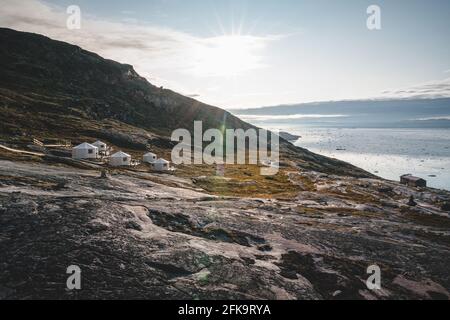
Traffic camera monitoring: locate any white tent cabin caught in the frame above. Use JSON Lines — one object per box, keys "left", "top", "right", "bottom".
{"left": 143, "top": 152, "right": 157, "bottom": 164}
{"left": 92, "top": 140, "right": 108, "bottom": 155}
{"left": 151, "top": 158, "right": 170, "bottom": 171}
{"left": 109, "top": 151, "right": 132, "bottom": 167}
{"left": 72, "top": 142, "right": 99, "bottom": 159}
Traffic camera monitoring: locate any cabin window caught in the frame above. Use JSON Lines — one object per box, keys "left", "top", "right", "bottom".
{"left": 123, "top": 157, "right": 128, "bottom": 162}
{"left": 88, "top": 149, "right": 93, "bottom": 154}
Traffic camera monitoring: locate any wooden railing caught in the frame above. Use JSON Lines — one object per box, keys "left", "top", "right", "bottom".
{"left": 33, "top": 138, "right": 44, "bottom": 146}
{"left": 33, "top": 138, "right": 71, "bottom": 148}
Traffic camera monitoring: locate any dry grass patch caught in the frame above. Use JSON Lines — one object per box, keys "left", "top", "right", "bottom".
{"left": 175, "top": 164, "right": 299, "bottom": 199}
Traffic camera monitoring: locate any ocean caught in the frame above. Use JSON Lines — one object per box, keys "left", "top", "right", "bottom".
{"left": 237, "top": 115, "right": 450, "bottom": 190}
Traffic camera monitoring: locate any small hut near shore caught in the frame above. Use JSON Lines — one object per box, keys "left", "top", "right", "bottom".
{"left": 400, "top": 174, "right": 427, "bottom": 188}
{"left": 109, "top": 151, "right": 132, "bottom": 167}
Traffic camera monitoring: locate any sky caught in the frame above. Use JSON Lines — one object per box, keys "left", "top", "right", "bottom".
{"left": 1, "top": 0, "right": 450, "bottom": 109}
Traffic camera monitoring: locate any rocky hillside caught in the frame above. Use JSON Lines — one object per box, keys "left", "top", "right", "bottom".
{"left": 0, "top": 27, "right": 369, "bottom": 177}
{"left": 0, "top": 160, "right": 449, "bottom": 299}
{"left": 0, "top": 28, "right": 245, "bottom": 135}
{"left": 0, "top": 28, "right": 449, "bottom": 300}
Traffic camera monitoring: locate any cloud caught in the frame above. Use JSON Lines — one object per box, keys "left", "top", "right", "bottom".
{"left": 238, "top": 114, "right": 348, "bottom": 121}
{"left": 0, "top": 0, "right": 279, "bottom": 85}
{"left": 380, "top": 77, "right": 450, "bottom": 99}
{"left": 413, "top": 116, "right": 450, "bottom": 121}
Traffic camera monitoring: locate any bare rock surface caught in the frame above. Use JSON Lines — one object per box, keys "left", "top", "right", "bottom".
{"left": 0, "top": 160, "right": 449, "bottom": 300}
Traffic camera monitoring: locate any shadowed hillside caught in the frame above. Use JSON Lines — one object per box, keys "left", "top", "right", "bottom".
{"left": 0, "top": 28, "right": 247, "bottom": 135}
{"left": 0, "top": 27, "right": 370, "bottom": 178}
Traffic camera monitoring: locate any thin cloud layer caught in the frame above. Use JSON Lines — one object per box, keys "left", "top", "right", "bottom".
{"left": 239, "top": 114, "right": 348, "bottom": 121}
{"left": 381, "top": 77, "right": 450, "bottom": 100}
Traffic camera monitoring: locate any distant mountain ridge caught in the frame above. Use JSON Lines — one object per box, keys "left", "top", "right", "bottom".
{"left": 234, "top": 99, "right": 450, "bottom": 128}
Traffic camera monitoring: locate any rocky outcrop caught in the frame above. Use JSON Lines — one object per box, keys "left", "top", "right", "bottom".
{"left": 279, "top": 132, "right": 301, "bottom": 142}
{"left": 0, "top": 160, "right": 448, "bottom": 300}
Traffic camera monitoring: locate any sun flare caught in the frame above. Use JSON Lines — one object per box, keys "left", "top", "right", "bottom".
{"left": 191, "top": 34, "right": 266, "bottom": 77}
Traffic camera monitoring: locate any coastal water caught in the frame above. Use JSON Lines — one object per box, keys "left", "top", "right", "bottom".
{"left": 291, "top": 128, "right": 450, "bottom": 191}
{"left": 237, "top": 114, "right": 450, "bottom": 190}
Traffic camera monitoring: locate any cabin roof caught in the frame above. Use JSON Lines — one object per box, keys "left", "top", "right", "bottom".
{"left": 111, "top": 151, "right": 131, "bottom": 158}
{"left": 144, "top": 152, "right": 157, "bottom": 157}
{"left": 92, "top": 140, "right": 106, "bottom": 146}
{"left": 401, "top": 174, "right": 425, "bottom": 182}
{"left": 73, "top": 142, "right": 97, "bottom": 149}
{"left": 155, "top": 158, "right": 169, "bottom": 164}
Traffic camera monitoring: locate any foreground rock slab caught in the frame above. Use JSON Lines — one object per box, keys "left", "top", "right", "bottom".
{"left": 0, "top": 160, "right": 449, "bottom": 300}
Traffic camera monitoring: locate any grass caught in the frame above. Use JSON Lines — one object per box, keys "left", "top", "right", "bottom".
{"left": 176, "top": 163, "right": 300, "bottom": 199}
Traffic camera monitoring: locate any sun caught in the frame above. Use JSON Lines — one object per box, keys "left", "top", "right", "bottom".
{"left": 191, "top": 34, "right": 265, "bottom": 77}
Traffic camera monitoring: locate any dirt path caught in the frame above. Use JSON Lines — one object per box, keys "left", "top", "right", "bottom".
{"left": 0, "top": 144, "right": 45, "bottom": 156}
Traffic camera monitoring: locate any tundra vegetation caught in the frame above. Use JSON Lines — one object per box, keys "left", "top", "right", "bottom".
{"left": 0, "top": 28, "right": 449, "bottom": 300}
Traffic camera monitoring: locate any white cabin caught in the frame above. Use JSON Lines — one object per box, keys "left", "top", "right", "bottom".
{"left": 152, "top": 158, "right": 170, "bottom": 171}
{"left": 72, "top": 142, "right": 99, "bottom": 159}
{"left": 143, "top": 152, "right": 157, "bottom": 164}
{"left": 92, "top": 140, "right": 108, "bottom": 154}
{"left": 109, "top": 151, "right": 131, "bottom": 167}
